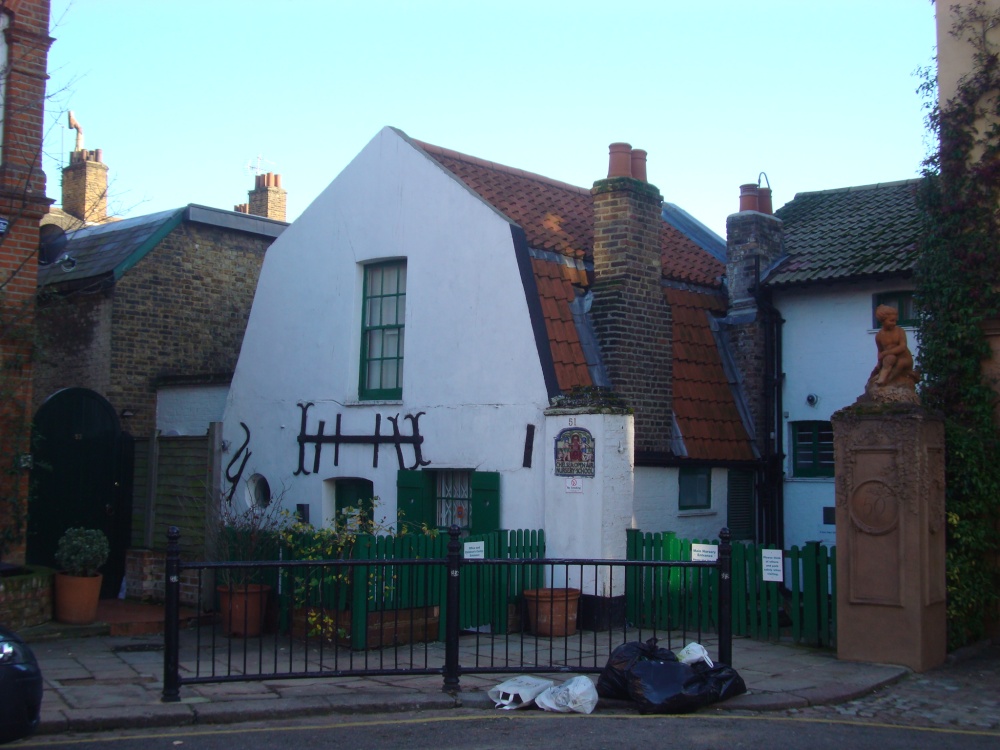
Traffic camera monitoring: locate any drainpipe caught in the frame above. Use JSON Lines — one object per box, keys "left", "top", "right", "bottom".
{"left": 752, "top": 255, "right": 785, "bottom": 549}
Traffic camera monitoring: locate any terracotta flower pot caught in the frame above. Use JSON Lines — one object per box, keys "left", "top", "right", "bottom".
{"left": 524, "top": 588, "right": 581, "bottom": 637}
{"left": 217, "top": 584, "right": 270, "bottom": 637}
{"left": 54, "top": 572, "right": 103, "bottom": 625}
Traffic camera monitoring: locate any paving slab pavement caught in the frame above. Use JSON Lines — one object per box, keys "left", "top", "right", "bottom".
{"left": 14, "top": 627, "right": 940, "bottom": 737}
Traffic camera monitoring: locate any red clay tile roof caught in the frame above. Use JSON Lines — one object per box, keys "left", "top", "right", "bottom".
{"left": 415, "top": 137, "right": 750, "bottom": 460}
{"left": 416, "top": 141, "right": 592, "bottom": 260}
{"left": 667, "top": 288, "right": 755, "bottom": 462}
{"left": 662, "top": 224, "right": 724, "bottom": 288}
{"left": 532, "top": 256, "right": 591, "bottom": 391}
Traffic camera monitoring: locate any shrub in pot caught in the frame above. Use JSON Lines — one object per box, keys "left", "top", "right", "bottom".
{"left": 53, "top": 528, "right": 109, "bottom": 625}
{"left": 216, "top": 494, "right": 288, "bottom": 637}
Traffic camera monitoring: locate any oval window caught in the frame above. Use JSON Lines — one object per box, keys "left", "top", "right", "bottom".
{"left": 246, "top": 474, "right": 271, "bottom": 508}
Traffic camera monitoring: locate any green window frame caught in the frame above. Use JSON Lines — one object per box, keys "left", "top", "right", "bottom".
{"left": 791, "top": 421, "right": 835, "bottom": 478}
{"left": 360, "top": 261, "right": 406, "bottom": 400}
{"left": 679, "top": 467, "right": 712, "bottom": 511}
{"left": 397, "top": 469, "right": 500, "bottom": 534}
{"left": 873, "top": 291, "right": 916, "bottom": 328}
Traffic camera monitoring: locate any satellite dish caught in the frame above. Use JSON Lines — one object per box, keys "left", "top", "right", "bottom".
{"left": 38, "top": 224, "right": 67, "bottom": 265}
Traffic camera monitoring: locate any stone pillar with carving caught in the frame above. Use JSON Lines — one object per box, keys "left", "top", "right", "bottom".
{"left": 832, "top": 404, "right": 946, "bottom": 672}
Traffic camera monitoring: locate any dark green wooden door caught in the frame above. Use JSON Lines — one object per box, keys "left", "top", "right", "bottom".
{"left": 27, "top": 388, "right": 133, "bottom": 598}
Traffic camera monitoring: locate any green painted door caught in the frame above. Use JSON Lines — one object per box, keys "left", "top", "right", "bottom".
{"left": 334, "top": 478, "right": 375, "bottom": 529}
{"left": 27, "top": 388, "right": 134, "bottom": 598}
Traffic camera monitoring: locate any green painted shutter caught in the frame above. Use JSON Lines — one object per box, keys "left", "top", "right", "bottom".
{"left": 469, "top": 471, "right": 500, "bottom": 534}
{"left": 396, "top": 470, "right": 435, "bottom": 531}
{"left": 727, "top": 469, "right": 755, "bottom": 541}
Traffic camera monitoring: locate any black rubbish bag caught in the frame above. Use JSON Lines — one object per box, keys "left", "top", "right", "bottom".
{"left": 596, "top": 638, "right": 677, "bottom": 699}
{"left": 626, "top": 659, "right": 747, "bottom": 714}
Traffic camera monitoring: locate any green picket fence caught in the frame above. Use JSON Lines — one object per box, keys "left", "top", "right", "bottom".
{"left": 457, "top": 529, "right": 546, "bottom": 635}
{"left": 627, "top": 530, "right": 837, "bottom": 648}
{"left": 625, "top": 530, "right": 720, "bottom": 633}
{"left": 732, "top": 541, "right": 837, "bottom": 647}
{"left": 267, "top": 528, "right": 545, "bottom": 647}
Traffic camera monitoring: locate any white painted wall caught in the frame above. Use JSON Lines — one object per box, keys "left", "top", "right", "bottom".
{"left": 156, "top": 384, "right": 229, "bottom": 436}
{"left": 542, "top": 412, "right": 633, "bottom": 561}
{"left": 777, "top": 280, "right": 918, "bottom": 548}
{"left": 222, "top": 127, "right": 552, "bottom": 532}
{"left": 633, "top": 466, "right": 728, "bottom": 541}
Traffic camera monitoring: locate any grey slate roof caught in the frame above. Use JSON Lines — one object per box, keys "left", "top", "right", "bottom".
{"left": 764, "top": 178, "right": 922, "bottom": 288}
{"left": 38, "top": 205, "right": 286, "bottom": 288}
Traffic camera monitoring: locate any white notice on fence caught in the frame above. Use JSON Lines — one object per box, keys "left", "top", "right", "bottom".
{"left": 761, "top": 549, "right": 784, "bottom": 582}
{"left": 464, "top": 541, "right": 485, "bottom": 560}
{"left": 691, "top": 544, "right": 718, "bottom": 562}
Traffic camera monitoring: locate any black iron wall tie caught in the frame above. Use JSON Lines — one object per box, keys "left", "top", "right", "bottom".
{"left": 294, "top": 402, "right": 430, "bottom": 474}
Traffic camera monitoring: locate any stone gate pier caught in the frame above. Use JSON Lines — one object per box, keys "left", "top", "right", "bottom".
{"left": 832, "top": 405, "right": 946, "bottom": 672}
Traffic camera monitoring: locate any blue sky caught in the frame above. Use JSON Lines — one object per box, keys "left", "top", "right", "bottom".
{"left": 43, "top": 0, "right": 938, "bottom": 238}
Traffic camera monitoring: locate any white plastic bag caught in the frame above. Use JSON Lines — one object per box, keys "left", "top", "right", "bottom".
{"left": 535, "top": 675, "right": 599, "bottom": 714}
{"left": 676, "top": 642, "right": 714, "bottom": 668}
{"left": 488, "top": 675, "right": 554, "bottom": 710}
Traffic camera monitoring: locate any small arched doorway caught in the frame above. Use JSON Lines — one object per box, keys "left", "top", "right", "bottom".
{"left": 27, "top": 388, "right": 134, "bottom": 598}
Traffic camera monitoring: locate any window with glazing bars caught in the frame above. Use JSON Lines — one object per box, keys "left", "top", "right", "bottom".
{"left": 437, "top": 471, "right": 471, "bottom": 529}
{"left": 360, "top": 261, "right": 406, "bottom": 400}
{"left": 791, "top": 421, "right": 835, "bottom": 477}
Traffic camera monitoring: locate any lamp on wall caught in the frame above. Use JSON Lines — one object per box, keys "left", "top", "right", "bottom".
{"left": 120, "top": 408, "right": 135, "bottom": 419}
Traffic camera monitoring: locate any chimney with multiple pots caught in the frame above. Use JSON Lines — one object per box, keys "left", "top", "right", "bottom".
{"left": 590, "top": 142, "right": 674, "bottom": 456}
{"left": 235, "top": 172, "right": 287, "bottom": 222}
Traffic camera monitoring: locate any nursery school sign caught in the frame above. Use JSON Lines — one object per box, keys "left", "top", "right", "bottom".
{"left": 554, "top": 428, "right": 595, "bottom": 478}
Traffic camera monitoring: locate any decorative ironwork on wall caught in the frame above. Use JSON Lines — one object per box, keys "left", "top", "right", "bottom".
{"left": 294, "top": 402, "right": 431, "bottom": 474}
{"left": 554, "top": 427, "right": 595, "bottom": 477}
{"left": 224, "top": 422, "right": 252, "bottom": 503}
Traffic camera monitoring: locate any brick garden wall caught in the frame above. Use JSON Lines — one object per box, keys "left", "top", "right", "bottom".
{"left": 0, "top": 566, "right": 53, "bottom": 629}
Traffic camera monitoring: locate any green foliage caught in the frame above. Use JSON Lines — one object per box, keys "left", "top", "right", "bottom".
{"left": 915, "top": 0, "right": 1000, "bottom": 648}
{"left": 54, "top": 527, "right": 109, "bottom": 577}
{"left": 280, "top": 498, "right": 435, "bottom": 640}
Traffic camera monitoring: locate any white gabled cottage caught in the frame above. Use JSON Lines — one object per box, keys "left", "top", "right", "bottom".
{"left": 223, "top": 127, "right": 758, "bottom": 562}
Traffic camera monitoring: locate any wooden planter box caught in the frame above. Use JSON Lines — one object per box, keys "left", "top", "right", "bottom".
{"left": 291, "top": 605, "right": 440, "bottom": 649}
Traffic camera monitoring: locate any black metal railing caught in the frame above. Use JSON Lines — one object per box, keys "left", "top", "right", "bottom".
{"left": 162, "top": 526, "right": 733, "bottom": 702}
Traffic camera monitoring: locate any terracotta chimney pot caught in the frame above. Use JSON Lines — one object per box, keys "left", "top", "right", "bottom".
{"left": 757, "top": 186, "right": 772, "bottom": 215}
{"left": 630, "top": 149, "right": 648, "bottom": 182}
{"left": 739, "top": 184, "right": 759, "bottom": 212}
{"left": 608, "top": 142, "right": 632, "bottom": 178}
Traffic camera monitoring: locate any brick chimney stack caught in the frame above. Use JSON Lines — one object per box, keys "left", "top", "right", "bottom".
{"left": 62, "top": 148, "right": 108, "bottom": 223}
{"left": 725, "top": 180, "right": 784, "bottom": 515}
{"left": 235, "top": 172, "right": 286, "bottom": 221}
{"left": 590, "top": 142, "right": 673, "bottom": 456}
{"left": 726, "top": 181, "right": 782, "bottom": 314}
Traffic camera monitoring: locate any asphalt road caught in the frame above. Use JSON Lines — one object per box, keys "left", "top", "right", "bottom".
{"left": 17, "top": 709, "right": 1000, "bottom": 750}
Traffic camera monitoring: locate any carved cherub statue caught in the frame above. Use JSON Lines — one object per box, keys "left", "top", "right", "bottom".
{"left": 866, "top": 304, "right": 920, "bottom": 400}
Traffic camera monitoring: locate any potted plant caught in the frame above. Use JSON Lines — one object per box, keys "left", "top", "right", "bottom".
{"left": 53, "top": 528, "right": 109, "bottom": 625}
{"left": 282, "top": 498, "right": 441, "bottom": 648}
{"left": 216, "top": 491, "right": 288, "bottom": 637}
